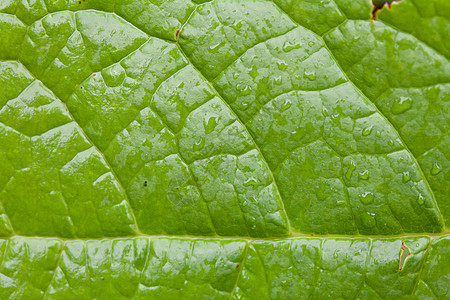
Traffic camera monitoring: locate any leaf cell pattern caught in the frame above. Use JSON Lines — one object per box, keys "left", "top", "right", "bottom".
{"left": 0, "top": 0, "right": 448, "bottom": 298}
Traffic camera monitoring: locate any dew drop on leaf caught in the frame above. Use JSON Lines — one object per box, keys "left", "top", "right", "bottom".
{"left": 345, "top": 161, "right": 356, "bottom": 180}
{"left": 331, "top": 112, "right": 341, "bottom": 123}
{"left": 248, "top": 66, "right": 258, "bottom": 79}
{"left": 336, "top": 199, "right": 345, "bottom": 206}
{"left": 203, "top": 116, "right": 218, "bottom": 134}
{"left": 193, "top": 137, "right": 205, "bottom": 151}
{"left": 277, "top": 60, "right": 288, "bottom": 71}
{"left": 243, "top": 177, "right": 260, "bottom": 187}
{"left": 208, "top": 41, "right": 225, "bottom": 53}
{"left": 240, "top": 101, "right": 250, "bottom": 111}
{"left": 237, "top": 84, "right": 252, "bottom": 96}
{"left": 282, "top": 40, "right": 301, "bottom": 52}
{"left": 231, "top": 20, "right": 242, "bottom": 30}
{"left": 417, "top": 194, "right": 425, "bottom": 205}
{"left": 431, "top": 162, "right": 442, "bottom": 175}
{"left": 273, "top": 76, "right": 282, "bottom": 85}
{"left": 362, "top": 212, "right": 376, "bottom": 227}
{"left": 362, "top": 125, "right": 373, "bottom": 136}
{"left": 402, "top": 171, "right": 411, "bottom": 183}
{"left": 359, "top": 170, "right": 369, "bottom": 180}
{"left": 391, "top": 97, "right": 412, "bottom": 114}
{"left": 359, "top": 192, "right": 374, "bottom": 204}
{"left": 280, "top": 99, "right": 292, "bottom": 112}
{"left": 304, "top": 70, "right": 316, "bottom": 81}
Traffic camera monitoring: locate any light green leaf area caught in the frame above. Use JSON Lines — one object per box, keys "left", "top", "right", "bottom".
{"left": 0, "top": 0, "right": 448, "bottom": 298}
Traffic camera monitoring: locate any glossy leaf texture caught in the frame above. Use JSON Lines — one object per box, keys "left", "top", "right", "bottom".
{"left": 0, "top": 0, "right": 448, "bottom": 298}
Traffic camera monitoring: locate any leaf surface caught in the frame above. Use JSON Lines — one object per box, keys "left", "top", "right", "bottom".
{"left": 0, "top": 0, "right": 448, "bottom": 298}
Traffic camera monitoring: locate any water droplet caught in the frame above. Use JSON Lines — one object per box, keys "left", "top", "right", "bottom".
{"left": 416, "top": 243, "right": 419, "bottom": 247}
{"left": 242, "top": 200, "right": 248, "bottom": 207}
{"left": 282, "top": 40, "right": 302, "bottom": 52}
{"left": 359, "top": 192, "right": 374, "bottom": 204}
{"left": 240, "top": 101, "right": 249, "bottom": 111}
{"left": 208, "top": 41, "right": 224, "bottom": 53}
{"left": 273, "top": 76, "right": 282, "bottom": 85}
{"left": 237, "top": 84, "right": 252, "bottom": 96}
{"left": 331, "top": 113, "right": 341, "bottom": 123}
{"left": 362, "top": 125, "right": 373, "bottom": 136}
{"left": 345, "top": 161, "right": 356, "bottom": 180}
{"left": 203, "top": 116, "right": 218, "bottom": 134}
{"left": 388, "top": 139, "right": 394, "bottom": 146}
{"left": 322, "top": 106, "right": 329, "bottom": 117}
{"left": 359, "top": 170, "right": 369, "bottom": 180}
{"left": 232, "top": 20, "right": 242, "bottom": 30}
{"left": 280, "top": 99, "right": 292, "bottom": 112}
{"left": 248, "top": 66, "right": 258, "bottom": 79}
{"left": 391, "top": 97, "right": 412, "bottom": 115}
{"left": 277, "top": 60, "right": 288, "bottom": 71}
{"left": 308, "top": 41, "right": 315, "bottom": 47}
{"left": 375, "top": 131, "right": 381, "bottom": 137}
{"left": 232, "top": 72, "right": 239, "bottom": 79}
{"left": 333, "top": 250, "right": 339, "bottom": 258}
{"left": 305, "top": 70, "right": 316, "bottom": 81}
{"left": 244, "top": 177, "right": 260, "bottom": 187}
{"left": 417, "top": 194, "right": 425, "bottom": 205}
{"left": 362, "top": 212, "right": 376, "bottom": 227}
{"left": 402, "top": 171, "right": 410, "bottom": 183}
{"left": 431, "top": 162, "right": 442, "bottom": 175}
{"left": 193, "top": 137, "right": 205, "bottom": 151}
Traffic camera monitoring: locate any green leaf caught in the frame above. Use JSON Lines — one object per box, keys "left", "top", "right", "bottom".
{"left": 0, "top": 0, "right": 448, "bottom": 298}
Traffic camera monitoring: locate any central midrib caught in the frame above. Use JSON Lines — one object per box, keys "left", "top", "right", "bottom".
{"left": 5, "top": 231, "right": 449, "bottom": 242}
